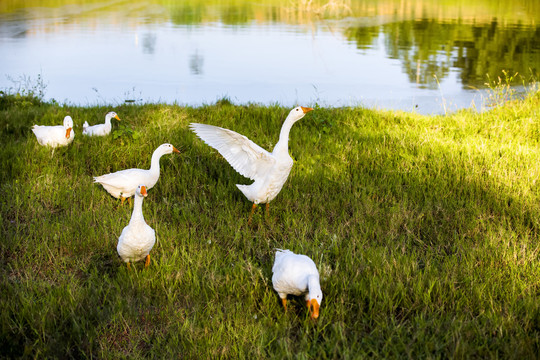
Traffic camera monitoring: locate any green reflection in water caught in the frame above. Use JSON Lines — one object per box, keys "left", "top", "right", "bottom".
{"left": 345, "top": 19, "right": 539, "bottom": 89}
{"left": 1, "top": 0, "right": 538, "bottom": 89}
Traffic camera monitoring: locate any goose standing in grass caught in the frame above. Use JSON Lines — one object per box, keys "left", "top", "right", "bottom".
{"left": 94, "top": 143, "right": 180, "bottom": 204}
{"left": 272, "top": 249, "right": 323, "bottom": 319}
{"left": 190, "top": 106, "right": 313, "bottom": 224}
{"left": 32, "top": 115, "right": 74, "bottom": 148}
{"left": 82, "top": 111, "right": 121, "bottom": 136}
{"left": 117, "top": 185, "right": 155, "bottom": 269}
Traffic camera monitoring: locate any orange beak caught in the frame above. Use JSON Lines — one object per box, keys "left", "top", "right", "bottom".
{"left": 114, "top": 114, "right": 121, "bottom": 121}
{"left": 301, "top": 106, "right": 314, "bottom": 114}
{"left": 309, "top": 299, "right": 320, "bottom": 319}
{"left": 140, "top": 186, "right": 148, "bottom": 197}
{"left": 172, "top": 146, "right": 180, "bottom": 154}
{"left": 65, "top": 128, "right": 72, "bottom": 138}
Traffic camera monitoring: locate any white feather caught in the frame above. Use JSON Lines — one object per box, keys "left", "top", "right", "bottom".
{"left": 117, "top": 185, "right": 155, "bottom": 264}
{"left": 189, "top": 123, "right": 275, "bottom": 180}
{"left": 189, "top": 106, "right": 313, "bottom": 205}
{"left": 82, "top": 111, "right": 120, "bottom": 137}
{"left": 32, "top": 116, "right": 75, "bottom": 148}
{"left": 272, "top": 249, "right": 323, "bottom": 316}
{"left": 94, "top": 143, "right": 179, "bottom": 200}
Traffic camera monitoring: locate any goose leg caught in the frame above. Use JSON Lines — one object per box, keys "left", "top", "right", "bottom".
{"left": 120, "top": 196, "right": 126, "bottom": 206}
{"left": 248, "top": 203, "right": 257, "bottom": 225}
{"left": 265, "top": 203, "right": 270, "bottom": 220}
{"left": 145, "top": 255, "right": 151, "bottom": 268}
{"left": 126, "top": 262, "right": 131, "bottom": 270}
{"left": 282, "top": 298, "right": 287, "bottom": 311}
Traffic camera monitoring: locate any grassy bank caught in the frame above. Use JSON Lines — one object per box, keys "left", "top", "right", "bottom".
{"left": 1, "top": 89, "right": 540, "bottom": 358}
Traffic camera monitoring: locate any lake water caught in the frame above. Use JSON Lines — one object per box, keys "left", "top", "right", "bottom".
{"left": 0, "top": 0, "right": 538, "bottom": 114}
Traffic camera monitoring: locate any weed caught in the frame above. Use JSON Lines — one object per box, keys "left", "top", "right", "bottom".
{"left": 112, "top": 123, "right": 142, "bottom": 142}
{"left": 483, "top": 70, "right": 525, "bottom": 108}
{"left": 0, "top": 73, "right": 49, "bottom": 110}
{"left": 5, "top": 73, "right": 48, "bottom": 100}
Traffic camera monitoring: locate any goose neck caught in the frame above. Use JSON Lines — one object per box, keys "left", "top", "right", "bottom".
{"left": 149, "top": 149, "right": 164, "bottom": 173}
{"left": 275, "top": 117, "right": 296, "bottom": 153}
{"left": 307, "top": 275, "right": 321, "bottom": 294}
{"left": 130, "top": 195, "right": 145, "bottom": 224}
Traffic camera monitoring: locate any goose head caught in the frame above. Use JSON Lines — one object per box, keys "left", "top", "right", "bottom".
{"left": 136, "top": 185, "right": 148, "bottom": 198}
{"left": 63, "top": 116, "right": 74, "bottom": 138}
{"left": 308, "top": 279, "right": 323, "bottom": 319}
{"left": 106, "top": 111, "right": 121, "bottom": 122}
{"left": 156, "top": 143, "right": 180, "bottom": 156}
{"left": 287, "top": 106, "right": 313, "bottom": 123}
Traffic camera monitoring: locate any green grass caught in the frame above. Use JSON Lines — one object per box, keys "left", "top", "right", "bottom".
{"left": 1, "top": 87, "right": 540, "bottom": 358}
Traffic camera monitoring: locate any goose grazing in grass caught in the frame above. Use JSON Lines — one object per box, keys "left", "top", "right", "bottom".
{"left": 272, "top": 249, "right": 323, "bottom": 319}
{"left": 83, "top": 111, "right": 121, "bottom": 136}
{"left": 117, "top": 185, "right": 155, "bottom": 269}
{"left": 94, "top": 143, "right": 180, "bottom": 204}
{"left": 32, "top": 115, "right": 74, "bottom": 148}
{"left": 189, "top": 106, "right": 313, "bottom": 224}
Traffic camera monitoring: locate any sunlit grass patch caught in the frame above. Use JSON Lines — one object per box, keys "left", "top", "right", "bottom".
{"left": 1, "top": 85, "right": 540, "bottom": 357}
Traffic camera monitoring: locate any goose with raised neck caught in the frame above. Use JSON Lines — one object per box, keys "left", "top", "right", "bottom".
{"left": 94, "top": 143, "right": 180, "bottom": 204}
{"left": 117, "top": 185, "right": 155, "bottom": 268}
{"left": 83, "top": 111, "right": 121, "bottom": 136}
{"left": 189, "top": 106, "right": 313, "bottom": 224}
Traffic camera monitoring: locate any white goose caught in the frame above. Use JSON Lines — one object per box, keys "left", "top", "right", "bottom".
{"left": 83, "top": 111, "right": 121, "bottom": 136}
{"left": 272, "top": 249, "right": 323, "bottom": 319}
{"left": 117, "top": 185, "right": 155, "bottom": 268}
{"left": 94, "top": 143, "right": 180, "bottom": 204}
{"left": 190, "top": 106, "right": 313, "bottom": 223}
{"left": 32, "top": 115, "right": 75, "bottom": 148}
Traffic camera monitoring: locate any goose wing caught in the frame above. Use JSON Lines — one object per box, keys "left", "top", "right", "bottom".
{"left": 32, "top": 125, "right": 63, "bottom": 137}
{"left": 272, "top": 249, "right": 294, "bottom": 273}
{"left": 190, "top": 123, "right": 276, "bottom": 181}
{"left": 94, "top": 168, "right": 146, "bottom": 189}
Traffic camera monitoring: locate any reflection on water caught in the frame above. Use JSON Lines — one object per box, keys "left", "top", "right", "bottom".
{"left": 375, "top": 19, "right": 539, "bottom": 89}
{"left": 0, "top": 0, "right": 538, "bottom": 113}
{"left": 141, "top": 33, "right": 157, "bottom": 54}
{"left": 189, "top": 50, "right": 204, "bottom": 76}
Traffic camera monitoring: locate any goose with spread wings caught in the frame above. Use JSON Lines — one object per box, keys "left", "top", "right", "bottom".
{"left": 190, "top": 106, "right": 313, "bottom": 223}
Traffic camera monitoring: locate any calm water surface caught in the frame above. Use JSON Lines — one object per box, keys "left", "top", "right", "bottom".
{"left": 0, "top": 0, "right": 538, "bottom": 114}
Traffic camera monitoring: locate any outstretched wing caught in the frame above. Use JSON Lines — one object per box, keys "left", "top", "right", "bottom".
{"left": 190, "top": 123, "right": 276, "bottom": 180}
